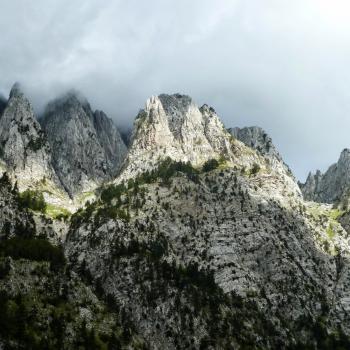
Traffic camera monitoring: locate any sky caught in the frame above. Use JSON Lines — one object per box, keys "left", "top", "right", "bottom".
{"left": 1, "top": 0, "right": 350, "bottom": 181}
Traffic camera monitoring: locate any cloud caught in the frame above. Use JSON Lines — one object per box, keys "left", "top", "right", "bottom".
{"left": 1, "top": 0, "right": 350, "bottom": 180}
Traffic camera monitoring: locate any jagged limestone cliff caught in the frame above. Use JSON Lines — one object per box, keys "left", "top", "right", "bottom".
{"left": 119, "top": 94, "right": 299, "bottom": 197}
{"left": 0, "top": 84, "right": 58, "bottom": 190}
{"left": 228, "top": 126, "right": 293, "bottom": 176}
{"left": 301, "top": 149, "right": 350, "bottom": 207}
{"left": 41, "top": 91, "right": 127, "bottom": 196}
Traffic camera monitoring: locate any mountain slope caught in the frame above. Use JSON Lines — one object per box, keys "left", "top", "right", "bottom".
{"left": 41, "top": 92, "right": 127, "bottom": 196}
{"left": 93, "top": 110, "right": 127, "bottom": 174}
{"left": 66, "top": 158, "right": 350, "bottom": 349}
{"left": 0, "top": 173, "right": 147, "bottom": 349}
{"left": 64, "top": 94, "right": 350, "bottom": 348}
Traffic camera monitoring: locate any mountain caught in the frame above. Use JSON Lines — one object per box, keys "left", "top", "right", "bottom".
{"left": 0, "top": 83, "right": 59, "bottom": 192}
{"left": 119, "top": 94, "right": 230, "bottom": 179}
{"left": 65, "top": 94, "right": 349, "bottom": 348}
{"left": 2, "top": 89, "right": 350, "bottom": 349}
{"left": 64, "top": 93, "right": 350, "bottom": 348}
{"left": 40, "top": 91, "right": 127, "bottom": 196}
{"left": 300, "top": 148, "right": 350, "bottom": 207}
{"left": 119, "top": 94, "right": 233, "bottom": 177}
{"left": 119, "top": 94, "right": 298, "bottom": 193}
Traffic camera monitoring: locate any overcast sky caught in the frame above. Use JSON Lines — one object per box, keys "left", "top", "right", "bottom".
{"left": 1, "top": 0, "right": 350, "bottom": 181}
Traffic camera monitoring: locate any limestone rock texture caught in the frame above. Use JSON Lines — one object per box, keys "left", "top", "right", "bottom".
{"left": 300, "top": 148, "right": 350, "bottom": 206}
{"left": 0, "top": 84, "right": 58, "bottom": 191}
{"left": 119, "top": 94, "right": 299, "bottom": 197}
{"left": 120, "top": 94, "right": 234, "bottom": 177}
{"left": 228, "top": 126, "right": 293, "bottom": 176}
{"left": 0, "top": 174, "right": 35, "bottom": 240}
{"left": 40, "top": 91, "right": 127, "bottom": 196}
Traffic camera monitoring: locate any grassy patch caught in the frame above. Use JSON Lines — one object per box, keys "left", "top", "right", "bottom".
{"left": 329, "top": 209, "right": 344, "bottom": 221}
{"left": 326, "top": 224, "right": 335, "bottom": 240}
{"left": 45, "top": 204, "right": 71, "bottom": 219}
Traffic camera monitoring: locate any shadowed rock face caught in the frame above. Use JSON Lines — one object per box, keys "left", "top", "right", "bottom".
{"left": 300, "top": 149, "right": 350, "bottom": 205}
{"left": 40, "top": 91, "right": 127, "bottom": 196}
{"left": 0, "top": 95, "right": 6, "bottom": 116}
{"left": 228, "top": 126, "right": 278, "bottom": 158}
{"left": 0, "top": 83, "right": 57, "bottom": 189}
{"left": 228, "top": 126, "right": 293, "bottom": 177}
{"left": 93, "top": 110, "right": 127, "bottom": 174}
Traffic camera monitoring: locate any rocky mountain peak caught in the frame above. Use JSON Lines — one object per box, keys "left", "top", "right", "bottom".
{"left": 44, "top": 90, "right": 90, "bottom": 119}
{"left": 119, "top": 93, "right": 236, "bottom": 180}
{"left": 300, "top": 148, "right": 350, "bottom": 205}
{"left": 41, "top": 91, "right": 127, "bottom": 196}
{"left": 0, "top": 83, "right": 58, "bottom": 191}
{"left": 119, "top": 93, "right": 300, "bottom": 204}
{"left": 9, "top": 82, "right": 23, "bottom": 99}
{"left": 339, "top": 148, "right": 350, "bottom": 162}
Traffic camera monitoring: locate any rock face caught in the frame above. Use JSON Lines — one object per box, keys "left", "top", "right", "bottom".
{"left": 229, "top": 126, "right": 293, "bottom": 176}
{"left": 0, "top": 173, "right": 35, "bottom": 240}
{"left": 119, "top": 94, "right": 296, "bottom": 188}
{"left": 300, "top": 149, "right": 350, "bottom": 205}
{"left": 0, "top": 95, "right": 6, "bottom": 116}
{"left": 0, "top": 84, "right": 58, "bottom": 191}
{"left": 120, "top": 94, "right": 232, "bottom": 178}
{"left": 93, "top": 110, "right": 127, "bottom": 174}
{"left": 41, "top": 91, "right": 127, "bottom": 196}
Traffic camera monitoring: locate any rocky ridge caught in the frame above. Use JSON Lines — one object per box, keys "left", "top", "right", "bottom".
{"left": 118, "top": 94, "right": 299, "bottom": 197}
{"left": 0, "top": 84, "right": 71, "bottom": 209}
{"left": 300, "top": 148, "right": 350, "bottom": 207}
{"left": 229, "top": 126, "right": 293, "bottom": 176}
{"left": 41, "top": 91, "right": 127, "bottom": 197}
{"left": 0, "top": 84, "right": 56, "bottom": 186}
